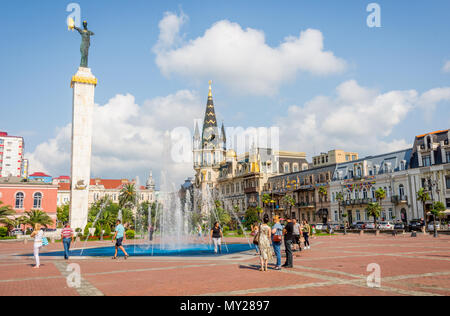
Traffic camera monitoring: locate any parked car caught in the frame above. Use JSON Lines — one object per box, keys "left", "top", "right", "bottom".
{"left": 394, "top": 222, "right": 406, "bottom": 230}
{"left": 314, "top": 223, "right": 325, "bottom": 231}
{"left": 354, "top": 222, "right": 366, "bottom": 230}
{"left": 378, "top": 221, "right": 395, "bottom": 230}
{"left": 427, "top": 221, "right": 441, "bottom": 231}
{"left": 408, "top": 220, "right": 424, "bottom": 232}
{"left": 365, "top": 222, "right": 376, "bottom": 230}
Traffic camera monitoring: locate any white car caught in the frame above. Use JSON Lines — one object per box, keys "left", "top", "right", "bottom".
{"left": 377, "top": 221, "right": 394, "bottom": 230}
{"left": 365, "top": 222, "right": 376, "bottom": 230}
{"left": 314, "top": 223, "right": 325, "bottom": 231}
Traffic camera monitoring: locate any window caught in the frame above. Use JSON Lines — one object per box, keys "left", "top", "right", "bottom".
{"left": 389, "top": 208, "right": 393, "bottom": 220}
{"left": 293, "top": 164, "right": 299, "bottom": 172}
{"left": 446, "top": 176, "right": 450, "bottom": 190}
{"left": 363, "top": 189, "right": 368, "bottom": 199}
{"left": 446, "top": 151, "right": 450, "bottom": 163}
{"left": 356, "top": 210, "right": 361, "bottom": 221}
{"left": 15, "top": 192, "right": 24, "bottom": 209}
{"left": 446, "top": 198, "right": 450, "bottom": 208}
{"left": 33, "top": 193, "right": 42, "bottom": 209}
{"left": 422, "top": 155, "right": 431, "bottom": 167}
{"left": 399, "top": 185, "right": 405, "bottom": 198}
{"left": 284, "top": 163, "right": 290, "bottom": 173}
{"left": 334, "top": 211, "right": 339, "bottom": 222}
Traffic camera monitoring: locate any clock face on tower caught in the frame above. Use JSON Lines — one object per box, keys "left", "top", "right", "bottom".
{"left": 203, "top": 127, "right": 216, "bottom": 147}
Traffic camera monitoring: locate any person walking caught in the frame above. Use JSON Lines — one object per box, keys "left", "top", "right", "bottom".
{"left": 257, "top": 215, "right": 273, "bottom": 271}
{"left": 61, "top": 222, "right": 74, "bottom": 260}
{"left": 112, "top": 220, "right": 129, "bottom": 259}
{"left": 283, "top": 217, "right": 294, "bottom": 268}
{"left": 302, "top": 220, "right": 311, "bottom": 250}
{"left": 211, "top": 222, "right": 223, "bottom": 254}
{"left": 292, "top": 218, "right": 302, "bottom": 252}
{"left": 148, "top": 224, "right": 154, "bottom": 241}
{"left": 30, "top": 223, "right": 44, "bottom": 269}
{"left": 252, "top": 223, "right": 260, "bottom": 254}
{"left": 271, "top": 216, "right": 283, "bottom": 270}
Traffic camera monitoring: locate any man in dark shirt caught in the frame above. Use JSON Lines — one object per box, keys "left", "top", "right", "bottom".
{"left": 283, "top": 217, "right": 294, "bottom": 268}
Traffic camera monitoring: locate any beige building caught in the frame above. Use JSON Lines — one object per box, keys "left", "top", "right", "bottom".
{"left": 57, "top": 172, "right": 157, "bottom": 208}
{"left": 217, "top": 147, "right": 308, "bottom": 215}
{"left": 313, "top": 150, "right": 359, "bottom": 168}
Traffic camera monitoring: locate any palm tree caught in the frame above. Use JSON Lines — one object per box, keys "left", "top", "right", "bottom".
{"left": 430, "top": 201, "right": 445, "bottom": 238}
{"left": 282, "top": 195, "right": 295, "bottom": 219}
{"left": 374, "top": 187, "right": 386, "bottom": 223}
{"left": 417, "top": 188, "right": 430, "bottom": 232}
{"left": 119, "top": 183, "right": 137, "bottom": 209}
{"left": 318, "top": 186, "right": 328, "bottom": 223}
{"left": 0, "top": 201, "right": 16, "bottom": 229}
{"left": 24, "top": 210, "right": 53, "bottom": 229}
{"left": 366, "top": 202, "right": 382, "bottom": 230}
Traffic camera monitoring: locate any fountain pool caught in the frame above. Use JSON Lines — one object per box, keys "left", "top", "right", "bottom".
{"left": 39, "top": 243, "right": 255, "bottom": 257}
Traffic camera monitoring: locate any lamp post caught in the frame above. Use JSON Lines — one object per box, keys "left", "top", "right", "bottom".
{"left": 427, "top": 178, "right": 440, "bottom": 238}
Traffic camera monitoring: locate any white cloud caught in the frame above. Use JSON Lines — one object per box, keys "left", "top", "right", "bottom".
{"left": 275, "top": 80, "right": 448, "bottom": 158}
{"left": 26, "top": 90, "right": 203, "bottom": 186}
{"left": 153, "top": 12, "right": 347, "bottom": 96}
{"left": 443, "top": 60, "right": 450, "bottom": 73}
{"left": 418, "top": 87, "right": 450, "bottom": 122}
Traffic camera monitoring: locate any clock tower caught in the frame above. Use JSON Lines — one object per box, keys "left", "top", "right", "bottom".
{"left": 193, "top": 81, "right": 226, "bottom": 213}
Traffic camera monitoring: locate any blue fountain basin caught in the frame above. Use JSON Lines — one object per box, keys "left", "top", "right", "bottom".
{"left": 39, "top": 243, "right": 255, "bottom": 257}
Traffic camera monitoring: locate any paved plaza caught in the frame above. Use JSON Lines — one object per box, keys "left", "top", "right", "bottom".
{"left": 0, "top": 234, "right": 449, "bottom": 296}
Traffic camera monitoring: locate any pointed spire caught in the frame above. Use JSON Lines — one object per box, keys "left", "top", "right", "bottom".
{"left": 194, "top": 121, "right": 200, "bottom": 139}
{"left": 208, "top": 80, "right": 213, "bottom": 98}
{"left": 221, "top": 122, "right": 227, "bottom": 144}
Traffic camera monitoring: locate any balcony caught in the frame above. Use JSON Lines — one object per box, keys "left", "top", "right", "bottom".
{"left": 340, "top": 198, "right": 376, "bottom": 206}
{"left": 244, "top": 187, "right": 258, "bottom": 194}
{"left": 391, "top": 195, "right": 408, "bottom": 204}
{"left": 296, "top": 202, "right": 316, "bottom": 208}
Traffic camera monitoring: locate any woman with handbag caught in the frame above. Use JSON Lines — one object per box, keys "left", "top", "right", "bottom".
{"left": 257, "top": 215, "right": 273, "bottom": 272}
{"left": 30, "top": 223, "right": 45, "bottom": 269}
{"left": 271, "top": 215, "right": 283, "bottom": 270}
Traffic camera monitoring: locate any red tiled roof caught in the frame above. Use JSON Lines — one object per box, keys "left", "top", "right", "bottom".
{"left": 57, "top": 178, "right": 132, "bottom": 191}
{"left": 55, "top": 176, "right": 70, "bottom": 180}
{"left": 29, "top": 172, "right": 51, "bottom": 177}
{"left": 90, "top": 179, "right": 130, "bottom": 189}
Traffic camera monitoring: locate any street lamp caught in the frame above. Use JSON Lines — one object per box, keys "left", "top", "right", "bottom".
{"left": 427, "top": 178, "right": 440, "bottom": 238}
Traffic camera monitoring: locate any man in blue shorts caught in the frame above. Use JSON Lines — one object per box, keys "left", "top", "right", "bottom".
{"left": 112, "top": 220, "right": 129, "bottom": 259}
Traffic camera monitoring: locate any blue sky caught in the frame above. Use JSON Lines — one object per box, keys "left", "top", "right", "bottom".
{"left": 1, "top": 0, "right": 449, "bottom": 183}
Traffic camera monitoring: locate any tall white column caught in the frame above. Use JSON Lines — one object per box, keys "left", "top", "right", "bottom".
{"left": 69, "top": 67, "right": 97, "bottom": 230}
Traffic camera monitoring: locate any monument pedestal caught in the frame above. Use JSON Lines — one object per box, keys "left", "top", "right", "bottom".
{"left": 69, "top": 67, "right": 97, "bottom": 230}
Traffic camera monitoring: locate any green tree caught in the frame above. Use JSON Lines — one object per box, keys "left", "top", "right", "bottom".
{"left": 0, "top": 201, "right": 16, "bottom": 232}
{"left": 417, "top": 187, "right": 430, "bottom": 231}
{"left": 282, "top": 195, "right": 295, "bottom": 218}
{"left": 119, "top": 183, "right": 137, "bottom": 209}
{"left": 366, "top": 202, "right": 382, "bottom": 229}
{"left": 56, "top": 204, "right": 70, "bottom": 228}
{"left": 24, "top": 210, "right": 53, "bottom": 228}
{"left": 244, "top": 207, "right": 259, "bottom": 230}
{"left": 430, "top": 201, "right": 445, "bottom": 236}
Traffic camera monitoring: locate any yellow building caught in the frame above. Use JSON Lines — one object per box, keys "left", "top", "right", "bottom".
{"left": 313, "top": 150, "right": 359, "bottom": 167}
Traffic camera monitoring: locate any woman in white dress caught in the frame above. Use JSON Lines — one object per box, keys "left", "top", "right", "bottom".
{"left": 258, "top": 215, "right": 273, "bottom": 272}
{"left": 30, "top": 223, "right": 43, "bottom": 269}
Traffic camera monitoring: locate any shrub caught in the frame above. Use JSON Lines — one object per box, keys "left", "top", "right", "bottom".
{"left": 104, "top": 225, "right": 111, "bottom": 236}
{"left": 0, "top": 227, "right": 8, "bottom": 238}
{"left": 83, "top": 223, "right": 92, "bottom": 237}
{"left": 126, "top": 230, "right": 135, "bottom": 239}
{"left": 222, "top": 226, "right": 229, "bottom": 234}
{"left": 237, "top": 227, "right": 243, "bottom": 236}
{"left": 94, "top": 224, "right": 102, "bottom": 236}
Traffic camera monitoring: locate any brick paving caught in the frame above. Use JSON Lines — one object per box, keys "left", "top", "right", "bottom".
{"left": 0, "top": 234, "right": 449, "bottom": 296}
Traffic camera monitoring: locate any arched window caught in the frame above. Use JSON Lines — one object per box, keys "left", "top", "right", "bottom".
{"left": 15, "top": 192, "right": 24, "bottom": 209}
{"left": 33, "top": 192, "right": 42, "bottom": 209}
